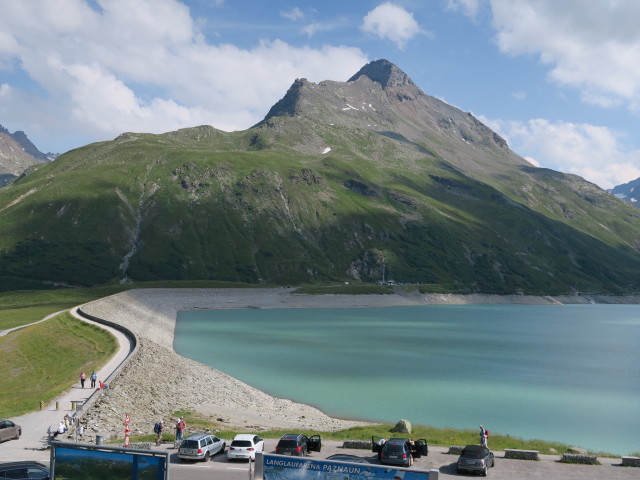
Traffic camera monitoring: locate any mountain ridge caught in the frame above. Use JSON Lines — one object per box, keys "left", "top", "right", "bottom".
{"left": 0, "top": 124, "right": 54, "bottom": 186}
{"left": 610, "top": 177, "right": 640, "bottom": 206}
{"left": 0, "top": 60, "right": 639, "bottom": 294}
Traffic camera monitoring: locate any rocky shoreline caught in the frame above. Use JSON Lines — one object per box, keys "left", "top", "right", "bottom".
{"left": 79, "top": 289, "right": 640, "bottom": 440}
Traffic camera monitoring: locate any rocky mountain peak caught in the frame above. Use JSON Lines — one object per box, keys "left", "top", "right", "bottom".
{"left": 347, "top": 59, "right": 415, "bottom": 88}
{"left": 10, "top": 130, "right": 48, "bottom": 161}
{"left": 0, "top": 123, "right": 51, "bottom": 186}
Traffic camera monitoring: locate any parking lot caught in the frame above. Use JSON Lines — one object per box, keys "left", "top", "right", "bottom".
{"left": 165, "top": 438, "right": 639, "bottom": 480}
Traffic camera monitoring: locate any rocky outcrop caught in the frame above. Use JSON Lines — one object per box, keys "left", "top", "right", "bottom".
{"left": 391, "top": 419, "right": 412, "bottom": 434}
{"left": 0, "top": 124, "right": 50, "bottom": 185}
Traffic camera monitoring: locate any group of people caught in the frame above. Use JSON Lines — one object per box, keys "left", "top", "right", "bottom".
{"left": 79, "top": 371, "right": 108, "bottom": 390}
{"left": 51, "top": 414, "right": 76, "bottom": 439}
{"left": 79, "top": 371, "right": 98, "bottom": 389}
{"left": 153, "top": 417, "right": 187, "bottom": 446}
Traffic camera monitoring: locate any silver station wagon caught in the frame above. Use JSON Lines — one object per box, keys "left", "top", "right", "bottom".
{"left": 0, "top": 419, "right": 21, "bottom": 442}
{"left": 178, "top": 433, "right": 226, "bottom": 462}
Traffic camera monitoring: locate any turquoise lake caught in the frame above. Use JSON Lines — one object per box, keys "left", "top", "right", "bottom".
{"left": 173, "top": 304, "right": 640, "bottom": 455}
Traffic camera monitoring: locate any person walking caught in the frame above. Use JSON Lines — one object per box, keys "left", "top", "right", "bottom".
{"left": 90, "top": 371, "right": 97, "bottom": 388}
{"left": 479, "top": 425, "right": 488, "bottom": 447}
{"left": 79, "top": 371, "right": 86, "bottom": 389}
{"left": 175, "top": 417, "right": 185, "bottom": 442}
{"left": 154, "top": 421, "right": 164, "bottom": 446}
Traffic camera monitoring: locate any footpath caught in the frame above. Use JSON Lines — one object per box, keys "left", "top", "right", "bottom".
{"left": 0, "top": 307, "right": 133, "bottom": 463}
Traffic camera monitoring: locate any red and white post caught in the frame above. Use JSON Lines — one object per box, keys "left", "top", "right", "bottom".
{"left": 123, "top": 413, "right": 131, "bottom": 447}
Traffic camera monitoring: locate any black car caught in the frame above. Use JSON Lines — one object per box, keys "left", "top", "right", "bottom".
{"left": 372, "top": 437, "right": 428, "bottom": 467}
{"left": 457, "top": 444, "right": 495, "bottom": 476}
{"left": 275, "top": 433, "right": 321, "bottom": 456}
{"left": 0, "top": 461, "right": 49, "bottom": 479}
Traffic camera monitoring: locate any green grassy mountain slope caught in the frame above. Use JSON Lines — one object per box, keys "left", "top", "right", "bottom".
{"left": 0, "top": 60, "right": 639, "bottom": 294}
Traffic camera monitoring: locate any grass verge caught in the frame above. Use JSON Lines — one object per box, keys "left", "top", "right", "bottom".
{"left": 0, "top": 311, "right": 117, "bottom": 418}
{"left": 116, "top": 410, "right": 612, "bottom": 458}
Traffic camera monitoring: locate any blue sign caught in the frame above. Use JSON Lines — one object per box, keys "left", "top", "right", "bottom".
{"left": 50, "top": 442, "right": 169, "bottom": 480}
{"left": 255, "top": 453, "right": 438, "bottom": 480}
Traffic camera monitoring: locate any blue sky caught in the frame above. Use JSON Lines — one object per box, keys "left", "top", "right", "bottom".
{"left": 1, "top": 0, "right": 640, "bottom": 189}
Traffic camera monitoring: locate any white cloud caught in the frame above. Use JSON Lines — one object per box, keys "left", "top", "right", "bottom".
{"left": 303, "top": 22, "right": 337, "bottom": 38}
{"left": 361, "top": 2, "right": 423, "bottom": 50}
{"left": 482, "top": 116, "right": 640, "bottom": 189}
{"left": 281, "top": 7, "right": 304, "bottom": 21}
{"left": 0, "top": 0, "right": 369, "bottom": 152}
{"left": 488, "top": 0, "right": 640, "bottom": 113}
{"left": 445, "top": 0, "right": 482, "bottom": 17}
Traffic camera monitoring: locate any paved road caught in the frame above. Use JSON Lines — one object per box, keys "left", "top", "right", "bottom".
{"left": 158, "top": 439, "right": 640, "bottom": 480}
{"left": 6, "top": 438, "right": 623, "bottom": 480}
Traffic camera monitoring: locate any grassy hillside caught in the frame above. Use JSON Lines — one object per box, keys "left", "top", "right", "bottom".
{"left": 2, "top": 64, "right": 640, "bottom": 294}
{"left": 1, "top": 126, "right": 639, "bottom": 294}
{"left": 0, "top": 312, "right": 117, "bottom": 418}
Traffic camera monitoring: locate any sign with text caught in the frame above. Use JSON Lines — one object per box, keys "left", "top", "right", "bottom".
{"left": 254, "top": 453, "right": 438, "bottom": 480}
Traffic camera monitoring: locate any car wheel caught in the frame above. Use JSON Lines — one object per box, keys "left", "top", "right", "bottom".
{"left": 220, "top": 443, "right": 226, "bottom": 454}
{"left": 204, "top": 451, "right": 211, "bottom": 462}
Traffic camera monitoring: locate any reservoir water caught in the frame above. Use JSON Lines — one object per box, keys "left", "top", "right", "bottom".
{"left": 173, "top": 304, "right": 640, "bottom": 455}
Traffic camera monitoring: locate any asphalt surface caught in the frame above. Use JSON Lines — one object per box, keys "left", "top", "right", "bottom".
{"left": 167, "top": 439, "right": 639, "bottom": 480}
{"left": 2, "top": 437, "right": 637, "bottom": 479}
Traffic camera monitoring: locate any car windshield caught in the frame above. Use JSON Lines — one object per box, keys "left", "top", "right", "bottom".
{"left": 232, "top": 440, "right": 252, "bottom": 447}
{"left": 461, "top": 449, "right": 485, "bottom": 459}
{"left": 181, "top": 440, "right": 199, "bottom": 449}
{"left": 278, "top": 440, "right": 298, "bottom": 448}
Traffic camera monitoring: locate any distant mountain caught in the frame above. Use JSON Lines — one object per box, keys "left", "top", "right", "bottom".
{"left": 609, "top": 178, "right": 640, "bottom": 207}
{"left": 1, "top": 59, "right": 640, "bottom": 294}
{"left": 0, "top": 124, "right": 53, "bottom": 186}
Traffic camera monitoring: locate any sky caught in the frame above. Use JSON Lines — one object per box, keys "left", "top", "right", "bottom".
{"left": 1, "top": 0, "right": 640, "bottom": 190}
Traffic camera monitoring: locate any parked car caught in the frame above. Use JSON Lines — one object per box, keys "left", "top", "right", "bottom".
{"left": 457, "top": 444, "right": 495, "bottom": 476}
{"left": 275, "top": 433, "right": 321, "bottom": 456}
{"left": 0, "top": 419, "right": 21, "bottom": 442}
{"left": 178, "top": 433, "right": 226, "bottom": 462}
{"left": 371, "top": 437, "right": 428, "bottom": 467}
{"left": 326, "top": 454, "right": 371, "bottom": 464}
{"left": 0, "top": 461, "right": 49, "bottom": 479}
{"left": 227, "top": 433, "right": 264, "bottom": 461}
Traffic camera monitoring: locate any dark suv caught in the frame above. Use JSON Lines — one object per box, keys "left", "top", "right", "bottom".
{"left": 372, "top": 436, "right": 428, "bottom": 467}
{"left": 275, "top": 433, "right": 321, "bottom": 456}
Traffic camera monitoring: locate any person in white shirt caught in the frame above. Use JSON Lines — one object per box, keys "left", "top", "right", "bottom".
{"left": 52, "top": 420, "right": 66, "bottom": 438}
